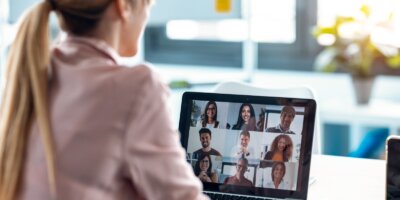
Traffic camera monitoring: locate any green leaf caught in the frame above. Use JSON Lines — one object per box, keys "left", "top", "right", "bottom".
{"left": 360, "top": 4, "right": 371, "bottom": 17}
{"left": 387, "top": 55, "right": 400, "bottom": 69}
{"left": 314, "top": 48, "right": 338, "bottom": 72}
{"left": 313, "top": 26, "right": 336, "bottom": 37}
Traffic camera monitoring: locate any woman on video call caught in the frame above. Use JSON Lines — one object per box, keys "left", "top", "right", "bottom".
{"left": 264, "top": 134, "right": 293, "bottom": 162}
{"left": 232, "top": 103, "right": 257, "bottom": 131}
{"left": 264, "top": 162, "right": 290, "bottom": 190}
{"left": 197, "top": 101, "right": 220, "bottom": 128}
{"left": 0, "top": 0, "right": 208, "bottom": 199}
{"left": 194, "top": 154, "right": 218, "bottom": 183}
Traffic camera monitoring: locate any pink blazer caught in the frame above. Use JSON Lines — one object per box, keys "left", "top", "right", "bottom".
{"left": 18, "top": 35, "right": 208, "bottom": 200}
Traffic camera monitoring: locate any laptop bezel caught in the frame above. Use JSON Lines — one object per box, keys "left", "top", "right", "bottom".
{"left": 179, "top": 91, "right": 316, "bottom": 200}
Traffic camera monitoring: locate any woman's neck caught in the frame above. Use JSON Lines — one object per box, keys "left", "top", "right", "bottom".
{"left": 83, "top": 3, "right": 121, "bottom": 52}
{"left": 274, "top": 178, "right": 282, "bottom": 188}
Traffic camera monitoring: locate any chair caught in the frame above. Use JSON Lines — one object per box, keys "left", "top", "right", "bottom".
{"left": 212, "top": 81, "right": 321, "bottom": 154}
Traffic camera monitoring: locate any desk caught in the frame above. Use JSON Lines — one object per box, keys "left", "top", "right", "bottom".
{"left": 309, "top": 155, "right": 385, "bottom": 200}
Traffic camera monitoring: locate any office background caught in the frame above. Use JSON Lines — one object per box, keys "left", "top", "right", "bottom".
{"left": 1, "top": 0, "right": 400, "bottom": 158}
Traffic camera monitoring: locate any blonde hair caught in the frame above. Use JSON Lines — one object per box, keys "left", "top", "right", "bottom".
{"left": 0, "top": 2, "right": 55, "bottom": 199}
{"left": 0, "top": 0, "right": 154, "bottom": 199}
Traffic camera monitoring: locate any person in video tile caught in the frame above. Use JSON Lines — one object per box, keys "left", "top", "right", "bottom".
{"left": 232, "top": 103, "right": 257, "bottom": 131}
{"left": 224, "top": 158, "right": 253, "bottom": 187}
{"left": 192, "top": 128, "right": 222, "bottom": 159}
{"left": 264, "top": 134, "right": 293, "bottom": 162}
{"left": 230, "top": 130, "right": 255, "bottom": 159}
{"left": 266, "top": 106, "right": 296, "bottom": 134}
{"left": 256, "top": 108, "right": 267, "bottom": 132}
{"left": 194, "top": 154, "right": 218, "bottom": 183}
{"left": 264, "top": 162, "right": 289, "bottom": 190}
{"left": 197, "top": 101, "right": 220, "bottom": 128}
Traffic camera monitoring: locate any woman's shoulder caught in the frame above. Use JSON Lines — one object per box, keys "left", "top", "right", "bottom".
{"left": 116, "top": 63, "right": 156, "bottom": 81}
{"left": 114, "top": 63, "right": 168, "bottom": 94}
{"left": 105, "top": 63, "right": 169, "bottom": 114}
{"left": 265, "top": 151, "right": 273, "bottom": 159}
{"left": 281, "top": 180, "right": 290, "bottom": 189}
{"left": 232, "top": 124, "right": 240, "bottom": 130}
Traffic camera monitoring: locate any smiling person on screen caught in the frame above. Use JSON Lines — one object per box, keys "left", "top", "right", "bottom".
{"left": 266, "top": 106, "right": 297, "bottom": 134}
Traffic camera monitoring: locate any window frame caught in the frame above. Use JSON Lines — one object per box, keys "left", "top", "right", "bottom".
{"left": 258, "top": 0, "right": 319, "bottom": 71}
{"left": 144, "top": 0, "right": 319, "bottom": 71}
{"left": 144, "top": 26, "right": 243, "bottom": 68}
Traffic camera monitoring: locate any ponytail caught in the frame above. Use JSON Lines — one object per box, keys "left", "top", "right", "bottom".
{"left": 0, "top": 1, "right": 56, "bottom": 199}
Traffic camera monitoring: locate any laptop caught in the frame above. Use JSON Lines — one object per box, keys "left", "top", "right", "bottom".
{"left": 179, "top": 92, "right": 316, "bottom": 200}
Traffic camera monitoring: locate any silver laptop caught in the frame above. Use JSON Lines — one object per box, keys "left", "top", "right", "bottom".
{"left": 179, "top": 92, "right": 316, "bottom": 200}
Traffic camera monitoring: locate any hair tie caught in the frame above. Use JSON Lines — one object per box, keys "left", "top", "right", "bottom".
{"left": 47, "top": 0, "right": 57, "bottom": 10}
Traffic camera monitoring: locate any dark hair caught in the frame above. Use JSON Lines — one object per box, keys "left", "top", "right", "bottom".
{"left": 281, "top": 106, "right": 296, "bottom": 118}
{"left": 240, "top": 130, "right": 250, "bottom": 139}
{"left": 62, "top": 4, "right": 109, "bottom": 34}
{"left": 57, "top": 0, "right": 153, "bottom": 35}
{"left": 194, "top": 154, "right": 212, "bottom": 176}
{"left": 232, "top": 103, "right": 255, "bottom": 130}
{"left": 270, "top": 134, "right": 293, "bottom": 161}
{"left": 57, "top": 1, "right": 114, "bottom": 35}
{"left": 199, "top": 128, "right": 212, "bottom": 137}
{"left": 271, "top": 162, "right": 286, "bottom": 181}
{"left": 237, "top": 157, "right": 249, "bottom": 166}
{"left": 201, "top": 101, "right": 219, "bottom": 128}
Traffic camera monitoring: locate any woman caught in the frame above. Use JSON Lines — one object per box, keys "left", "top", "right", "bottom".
{"left": 264, "top": 134, "right": 293, "bottom": 162}
{"left": 232, "top": 103, "right": 256, "bottom": 131}
{"left": 256, "top": 108, "right": 267, "bottom": 131}
{"left": 197, "top": 101, "right": 220, "bottom": 128}
{"left": 194, "top": 154, "right": 218, "bottom": 183}
{"left": 0, "top": 0, "right": 207, "bottom": 199}
{"left": 264, "top": 162, "right": 289, "bottom": 190}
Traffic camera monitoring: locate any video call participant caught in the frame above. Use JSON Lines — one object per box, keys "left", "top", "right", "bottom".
{"left": 193, "top": 128, "right": 222, "bottom": 159}
{"left": 197, "top": 101, "right": 220, "bottom": 128}
{"left": 230, "top": 130, "right": 255, "bottom": 159}
{"left": 194, "top": 154, "right": 218, "bottom": 183}
{"left": 232, "top": 103, "right": 257, "bottom": 131}
{"left": 256, "top": 108, "right": 267, "bottom": 132}
{"left": 264, "top": 162, "right": 289, "bottom": 190}
{"left": 224, "top": 158, "right": 253, "bottom": 187}
{"left": 264, "top": 134, "right": 293, "bottom": 162}
{"left": 266, "top": 106, "right": 297, "bottom": 134}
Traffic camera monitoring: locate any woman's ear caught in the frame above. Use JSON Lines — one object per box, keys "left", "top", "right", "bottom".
{"left": 114, "top": 0, "right": 131, "bottom": 21}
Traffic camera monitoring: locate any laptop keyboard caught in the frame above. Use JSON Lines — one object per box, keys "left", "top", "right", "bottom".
{"left": 204, "top": 191, "right": 274, "bottom": 200}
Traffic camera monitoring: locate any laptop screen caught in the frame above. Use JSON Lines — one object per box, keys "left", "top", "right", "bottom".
{"left": 179, "top": 92, "right": 316, "bottom": 199}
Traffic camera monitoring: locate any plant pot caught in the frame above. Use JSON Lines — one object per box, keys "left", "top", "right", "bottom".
{"left": 351, "top": 76, "right": 375, "bottom": 105}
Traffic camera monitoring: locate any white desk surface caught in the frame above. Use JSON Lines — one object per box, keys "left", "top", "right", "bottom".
{"left": 309, "top": 155, "right": 385, "bottom": 200}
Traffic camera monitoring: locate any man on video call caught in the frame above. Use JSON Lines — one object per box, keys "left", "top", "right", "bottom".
{"left": 266, "top": 106, "right": 297, "bottom": 134}
{"left": 224, "top": 157, "right": 253, "bottom": 187}
{"left": 193, "top": 128, "right": 222, "bottom": 159}
{"left": 230, "top": 130, "right": 255, "bottom": 159}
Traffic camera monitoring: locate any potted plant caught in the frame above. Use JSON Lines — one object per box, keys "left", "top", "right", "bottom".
{"left": 313, "top": 4, "right": 400, "bottom": 104}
